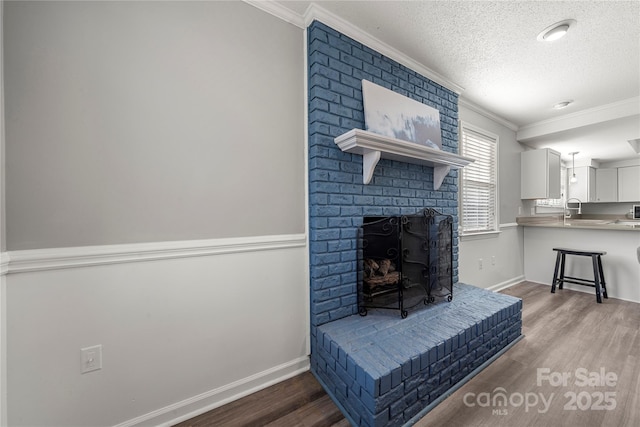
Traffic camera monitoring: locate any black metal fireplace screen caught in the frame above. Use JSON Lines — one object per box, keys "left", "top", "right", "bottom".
{"left": 358, "top": 208, "right": 453, "bottom": 318}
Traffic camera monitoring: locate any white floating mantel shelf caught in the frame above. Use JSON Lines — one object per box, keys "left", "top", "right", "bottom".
{"left": 334, "top": 129, "right": 474, "bottom": 190}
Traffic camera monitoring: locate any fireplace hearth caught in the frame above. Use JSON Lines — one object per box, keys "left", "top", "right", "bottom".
{"left": 359, "top": 208, "right": 453, "bottom": 318}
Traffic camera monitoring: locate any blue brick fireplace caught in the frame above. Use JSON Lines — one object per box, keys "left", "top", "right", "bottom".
{"left": 307, "top": 21, "right": 522, "bottom": 426}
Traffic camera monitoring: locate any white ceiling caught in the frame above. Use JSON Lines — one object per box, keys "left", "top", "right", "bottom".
{"left": 274, "top": 0, "right": 640, "bottom": 164}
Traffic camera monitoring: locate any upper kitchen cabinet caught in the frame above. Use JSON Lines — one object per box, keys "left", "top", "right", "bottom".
{"left": 521, "top": 148, "right": 561, "bottom": 199}
{"left": 568, "top": 166, "right": 596, "bottom": 202}
{"left": 618, "top": 165, "right": 640, "bottom": 202}
{"left": 595, "top": 168, "right": 618, "bottom": 202}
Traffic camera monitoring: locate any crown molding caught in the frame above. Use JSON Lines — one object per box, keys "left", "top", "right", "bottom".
{"left": 302, "top": 3, "right": 465, "bottom": 95}
{"left": 458, "top": 97, "right": 518, "bottom": 132}
{"left": 245, "top": 1, "right": 464, "bottom": 94}
{"left": 248, "top": 2, "right": 521, "bottom": 133}
{"left": 517, "top": 97, "right": 640, "bottom": 141}
{"left": 243, "top": 0, "right": 306, "bottom": 29}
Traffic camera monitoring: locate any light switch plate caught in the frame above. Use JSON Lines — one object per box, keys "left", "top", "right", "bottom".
{"left": 81, "top": 345, "right": 102, "bottom": 374}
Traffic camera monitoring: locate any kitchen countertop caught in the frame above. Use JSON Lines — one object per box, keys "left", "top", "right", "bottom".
{"left": 516, "top": 215, "right": 640, "bottom": 231}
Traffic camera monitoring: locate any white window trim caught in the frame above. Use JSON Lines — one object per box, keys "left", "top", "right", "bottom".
{"left": 459, "top": 230, "right": 501, "bottom": 241}
{"left": 459, "top": 121, "right": 500, "bottom": 237}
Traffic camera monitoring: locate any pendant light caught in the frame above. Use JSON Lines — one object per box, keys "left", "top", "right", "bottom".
{"left": 569, "top": 152, "right": 579, "bottom": 183}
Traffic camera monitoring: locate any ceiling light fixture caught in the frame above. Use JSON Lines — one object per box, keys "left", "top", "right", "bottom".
{"left": 537, "top": 19, "right": 577, "bottom": 42}
{"left": 569, "top": 151, "right": 579, "bottom": 183}
{"left": 553, "top": 100, "right": 573, "bottom": 110}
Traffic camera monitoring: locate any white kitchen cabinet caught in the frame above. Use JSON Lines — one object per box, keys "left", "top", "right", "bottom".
{"left": 521, "top": 148, "right": 561, "bottom": 199}
{"left": 567, "top": 166, "right": 596, "bottom": 202}
{"left": 595, "top": 168, "right": 618, "bottom": 202}
{"left": 617, "top": 165, "right": 640, "bottom": 202}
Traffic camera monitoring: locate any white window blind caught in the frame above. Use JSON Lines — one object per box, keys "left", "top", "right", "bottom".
{"left": 460, "top": 124, "right": 498, "bottom": 233}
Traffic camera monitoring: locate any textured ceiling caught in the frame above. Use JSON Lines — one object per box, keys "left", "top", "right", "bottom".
{"left": 277, "top": 0, "right": 640, "bottom": 162}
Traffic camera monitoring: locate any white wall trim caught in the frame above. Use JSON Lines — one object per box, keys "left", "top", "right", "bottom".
{"left": 525, "top": 280, "right": 640, "bottom": 304}
{"left": 6, "top": 234, "right": 307, "bottom": 274}
{"left": 243, "top": 0, "right": 305, "bottom": 29}
{"left": 517, "top": 97, "right": 640, "bottom": 141}
{"left": 0, "top": 253, "right": 8, "bottom": 276}
{"left": 500, "top": 222, "right": 519, "bottom": 229}
{"left": 459, "top": 98, "right": 518, "bottom": 132}
{"left": 599, "top": 158, "right": 640, "bottom": 168}
{"left": 250, "top": 2, "right": 527, "bottom": 129}
{"left": 487, "top": 275, "right": 525, "bottom": 293}
{"left": 246, "top": 1, "right": 465, "bottom": 94}
{"left": 115, "top": 356, "right": 310, "bottom": 427}
{"left": 460, "top": 231, "right": 501, "bottom": 241}
{"left": 302, "top": 3, "right": 464, "bottom": 95}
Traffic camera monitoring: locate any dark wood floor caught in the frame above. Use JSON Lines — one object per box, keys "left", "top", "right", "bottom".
{"left": 176, "top": 281, "right": 640, "bottom": 426}
{"left": 174, "top": 371, "right": 348, "bottom": 427}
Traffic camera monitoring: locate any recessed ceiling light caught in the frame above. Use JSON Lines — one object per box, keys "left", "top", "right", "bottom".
{"left": 537, "top": 19, "right": 577, "bottom": 42}
{"left": 553, "top": 100, "right": 573, "bottom": 110}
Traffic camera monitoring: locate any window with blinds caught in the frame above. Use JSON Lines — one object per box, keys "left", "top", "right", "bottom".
{"left": 460, "top": 123, "right": 498, "bottom": 234}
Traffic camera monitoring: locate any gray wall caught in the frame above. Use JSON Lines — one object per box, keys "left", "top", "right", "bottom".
{"left": 2, "top": 2, "right": 309, "bottom": 426}
{"left": 4, "top": 0, "right": 305, "bottom": 250}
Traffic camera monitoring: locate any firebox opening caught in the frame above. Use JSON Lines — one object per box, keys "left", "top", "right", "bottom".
{"left": 359, "top": 208, "right": 453, "bottom": 318}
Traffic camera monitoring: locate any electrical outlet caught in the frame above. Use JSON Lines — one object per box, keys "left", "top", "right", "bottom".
{"left": 491, "top": 256, "right": 496, "bottom": 266}
{"left": 478, "top": 258, "right": 483, "bottom": 270}
{"left": 81, "top": 345, "right": 102, "bottom": 374}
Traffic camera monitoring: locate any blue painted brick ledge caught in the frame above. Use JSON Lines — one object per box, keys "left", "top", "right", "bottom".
{"left": 314, "top": 283, "right": 522, "bottom": 426}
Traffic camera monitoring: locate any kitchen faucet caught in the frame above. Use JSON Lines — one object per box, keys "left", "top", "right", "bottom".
{"left": 565, "top": 198, "right": 582, "bottom": 218}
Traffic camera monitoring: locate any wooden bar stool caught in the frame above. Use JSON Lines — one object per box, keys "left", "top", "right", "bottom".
{"left": 550, "top": 247, "right": 608, "bottom": 303}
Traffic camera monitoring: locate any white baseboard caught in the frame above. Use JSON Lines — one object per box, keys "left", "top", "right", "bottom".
{"left": 487, "top": 275, "right": 525, "bottom": 293}
{"left": 114, "top": 356, "right": 310, "bottom": 427}
{"left": 530, "top": 280, "right": 639, "bottom": 304}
